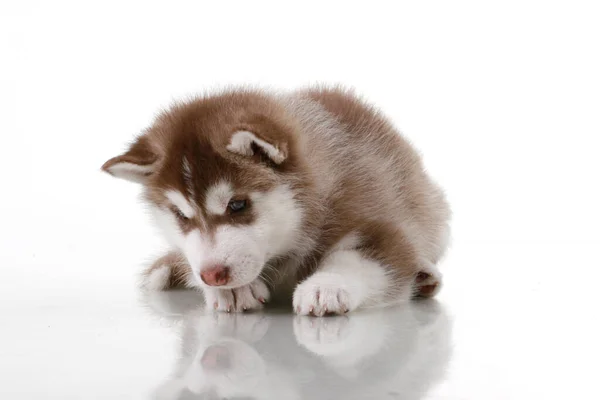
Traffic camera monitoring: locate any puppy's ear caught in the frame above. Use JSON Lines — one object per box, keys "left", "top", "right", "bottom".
{"left": 101, "top": 134, "right": 158, "bottom": 183}
{"left": 226, "top": 130, "right": 287, "bottom": 165}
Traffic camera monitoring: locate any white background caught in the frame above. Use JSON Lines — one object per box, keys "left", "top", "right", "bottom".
{"left": 1, "top": 1, "right": 599, "bottom": 399}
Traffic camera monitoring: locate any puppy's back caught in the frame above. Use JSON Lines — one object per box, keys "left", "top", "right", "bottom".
{"left": 295, "top": 86, "right": 451, "bottom": 265}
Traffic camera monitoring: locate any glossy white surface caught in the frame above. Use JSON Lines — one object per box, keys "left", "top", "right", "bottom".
{"left": 2, "top": 1, "right": 600, "bottom": 399}
{"left": 2, "top": 241, "right": 598, "bottom": 399}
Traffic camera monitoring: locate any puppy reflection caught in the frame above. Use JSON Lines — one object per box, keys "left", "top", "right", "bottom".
{"left": 145, "top": 292, "right": 299, "bottom": 400}
{"left": 144, "top": 292, "right": 452, "bottom": 400}
{"left": 294, "top": 302, "right": 453, "bottom": 399}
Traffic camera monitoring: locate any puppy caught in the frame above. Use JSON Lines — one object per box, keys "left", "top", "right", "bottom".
{"left": 101, "top": 86, "right": 451, "bottom": 315}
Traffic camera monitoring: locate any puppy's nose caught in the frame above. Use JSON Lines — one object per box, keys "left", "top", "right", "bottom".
{"left": 200, "top": 265, "right": 230, "bottom": 286}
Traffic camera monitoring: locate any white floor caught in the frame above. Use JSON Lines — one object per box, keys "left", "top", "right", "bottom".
{"left": 2, "top": 237, "right": 598, "bottom": 399}
{"left": 2, "top": 1, "right": 600, "bottom": 399}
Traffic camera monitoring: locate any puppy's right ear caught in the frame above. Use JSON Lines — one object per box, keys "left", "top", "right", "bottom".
{"left": 101, "top": 135, "right": 158, "bottom": 184}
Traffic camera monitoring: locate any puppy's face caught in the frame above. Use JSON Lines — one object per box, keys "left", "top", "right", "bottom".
{"left": 102, "top": 92, "right": 304, "bottom": 288}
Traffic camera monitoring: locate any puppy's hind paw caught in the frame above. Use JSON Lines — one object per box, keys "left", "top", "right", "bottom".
{"left": 414, "top": 270, "right": 442, "bottom": 298}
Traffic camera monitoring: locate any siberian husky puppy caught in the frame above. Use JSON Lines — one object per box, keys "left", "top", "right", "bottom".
{"left": 102, "top": 86, "right": 451, "bottom": 316}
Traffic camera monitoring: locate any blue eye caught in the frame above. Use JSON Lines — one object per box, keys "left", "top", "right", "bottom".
{"left": 228, "top": 199, "right": 247, "bottom": 213}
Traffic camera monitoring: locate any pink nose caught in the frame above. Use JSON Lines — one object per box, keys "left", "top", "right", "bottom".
{"left": 200, "top": 265, "right": 231, "bottom": 286}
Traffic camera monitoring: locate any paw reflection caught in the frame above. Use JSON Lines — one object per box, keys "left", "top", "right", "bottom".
{"left": 144, "top": 292, "right": 452, "bottom": 400}
{"left": 293, "top": 314, "right": 350, "bottom": 345}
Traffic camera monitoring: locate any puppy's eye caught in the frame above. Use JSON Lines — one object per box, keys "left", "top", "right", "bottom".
{"left": 227, "top": 199, "right": 247, "bottom": 213}
{"left": 172, "top": 207, "right": 189, "bottom": 221}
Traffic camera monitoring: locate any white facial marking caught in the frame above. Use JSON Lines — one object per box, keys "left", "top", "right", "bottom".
{"left": 205, "top": 181, "right": 234, "bottom": 215}
{"left": 149, "top": 184, "right": 303, "bottom": 290}
{"left": 249, "top": 185, "right": 303, "bottom": 258}
{"left": 227, "top": 130, "right": 285, "bottom": 164}
{"left": 105, "top": 162, "right": 153, "bottom": 183}
{"left": 166, "top": 190, "right": 195, "bottom": 218}
{"left": 173, "top": 184, "right": 303, "bottom": 289}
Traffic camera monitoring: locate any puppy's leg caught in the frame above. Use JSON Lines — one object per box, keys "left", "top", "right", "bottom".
{"left": 293, "top": 249, "right": 399, "bottom": 316}
{"left": 141, "top": 251, "right": 193, "bottom": 291}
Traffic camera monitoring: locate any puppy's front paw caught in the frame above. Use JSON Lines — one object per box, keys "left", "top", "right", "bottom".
{"left": 293, "top": 272, "right": 359, "bottom": 316}
{"left": 203, "top": 279, "right": 270, "bottom": 313}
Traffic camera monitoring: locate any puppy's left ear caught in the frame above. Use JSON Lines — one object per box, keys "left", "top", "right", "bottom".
{"left": 101, "top": 134, "right": 158, "bottom": 184}
{"left": 226, "top": 130, "right": 287, "bottom": 164}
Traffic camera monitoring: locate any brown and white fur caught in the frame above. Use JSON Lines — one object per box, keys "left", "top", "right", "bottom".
{"left": 101, "top": 86, "right": 451, "bottom": 316}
